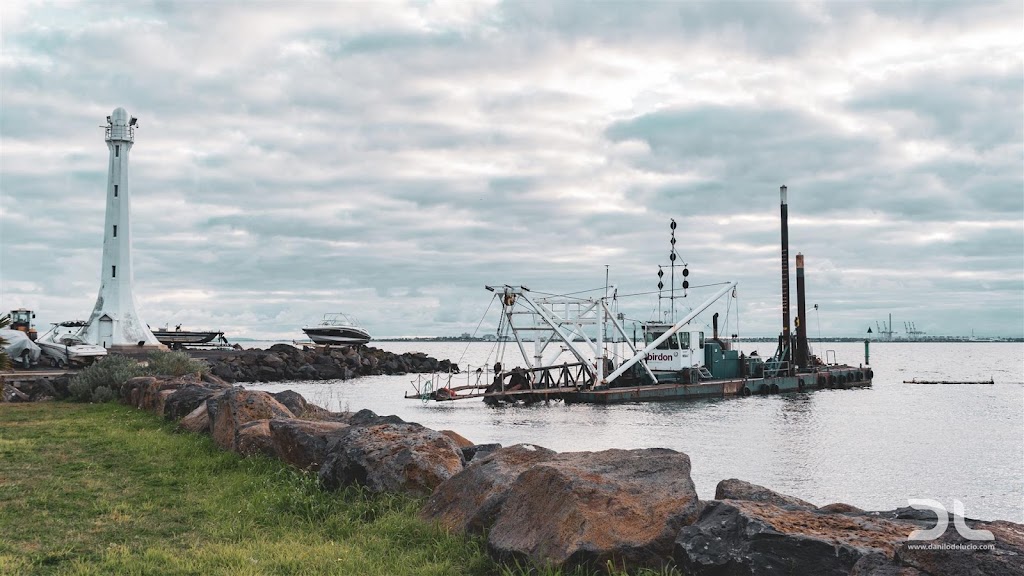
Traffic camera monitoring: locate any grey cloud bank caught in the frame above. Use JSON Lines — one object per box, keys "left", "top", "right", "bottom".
{"left": 1, "top": 1, "right": 1021, "bottom": 339}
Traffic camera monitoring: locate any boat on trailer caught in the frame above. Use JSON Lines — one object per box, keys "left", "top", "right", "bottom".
{"left": 406, "top": 185, "right": 873, "bottom": 405}
{"left": 36, "top": 321, "right": 107, "bottom": 368}
{"left": 152, "top": 325, "right": 227, "bottom": 349}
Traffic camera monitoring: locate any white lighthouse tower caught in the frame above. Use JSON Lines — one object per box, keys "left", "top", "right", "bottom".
{"left": 79, "top": 107, "right": 163, "bottom": 351}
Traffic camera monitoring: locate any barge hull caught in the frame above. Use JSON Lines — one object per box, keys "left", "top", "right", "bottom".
{"left": 567, "top": 369, "right": 872, "bottom": 404}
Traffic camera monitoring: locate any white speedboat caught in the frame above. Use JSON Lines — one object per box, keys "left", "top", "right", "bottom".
{"left": 302, "top": 313, "right": 371, "bottom": 346}
{"left": 36, "top": 321, "right": 108, "bottom": 367}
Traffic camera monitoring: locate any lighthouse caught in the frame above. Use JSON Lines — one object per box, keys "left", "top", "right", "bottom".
{"left": 79, "top": 107, "right": 163, "bottom": 350}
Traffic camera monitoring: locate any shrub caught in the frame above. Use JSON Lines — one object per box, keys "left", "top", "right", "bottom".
{"left": 91, "top": 385, "right": 116, "bottom": 403}
{"left": 69, "top": 355, "right": 148, "bottom": 403}
{"left": 146, "top": 350, "right": 209, "bottom": 377}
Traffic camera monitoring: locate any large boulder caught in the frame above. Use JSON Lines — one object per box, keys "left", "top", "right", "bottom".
{"left": 462, "top": 443, "right": 502, "bottom": 462}
{"left": 318, "top": 422, "right": 464, "bottom": 497}
{"left": 891, "top": 515, "right": 1024, "bottom": 576}
{"left": 422, "top": 444, "right": 556, "bottom": 535}
{"left": 206, "top": 388, "right": 295, "bottom": 452}
{"left": 487, "top": 448, "right": 701, "bottom": 571}
{"left": 5, "top": 379, "right": 57, "bottom": 401}
{"left": 346, "top": 408, "right": 407, "bottom": 426}
{"left": 178, "top": 403, "right": 211, "bottom": 434}
{"left": 236, "top": 420, "right": 276, "bottom": 458}
{"left": 163, "top": 385, "right": 224, "bottom": 421}
{"left": 269, "top": 418, "right": 349, "bottom": 471}
{"left": 271, "top": 390, "right": 329, "bottom": 419}
{"left": 674, "top": 500, "right": 918, "bottom": 576}
{"left": 200, "top": 372, "right": 232, "bottom": 388}
{"left": 122, "top": 376, "right": 159, "bottom": 407}
{"left": 2, "top": 384, "right": 30, "bottom": 402}
{"left": 440, "top": 430, "right": 474, "bottom": 448}
{"left": 135, "top": 376, "right": 191, "bottom": 414}
{"left": 716, "top": 478, "right": 816, "bottom": 509}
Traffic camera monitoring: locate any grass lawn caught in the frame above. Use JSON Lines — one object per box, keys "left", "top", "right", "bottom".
{"left": 0, "top": 402, "right": 498, "bottom": 575}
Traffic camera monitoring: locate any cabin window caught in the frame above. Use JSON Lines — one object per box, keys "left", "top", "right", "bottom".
{"left": 112, "top": 265, "right": 116, "bottom": 278}
{"left": 112, "top": 225, "right": 117, "bottom": 238}
{"left": 647, "top": 331, "right": 683, "bottom": 350}
{"left": 114, "top": 184, "right": 118, "bottom": 197}
{"left": 116, "top": 145, "right": 120, "bottom": 157}
{"left": 699, "top": 333, "right": 705, "bottom": 349}
{"left": 679, "top": 332, "right": 691, "bottom": 350}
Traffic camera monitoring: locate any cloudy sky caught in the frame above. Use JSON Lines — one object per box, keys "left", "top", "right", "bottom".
{"left": 1, "top": 1, "right": 1021, "bottom": 340}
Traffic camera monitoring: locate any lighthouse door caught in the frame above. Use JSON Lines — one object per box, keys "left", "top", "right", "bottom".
{"left": 100, "top": 317, "right": 113, "bottom": 347}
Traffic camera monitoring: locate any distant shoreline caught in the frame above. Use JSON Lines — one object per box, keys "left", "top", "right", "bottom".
{"left": 226, "top": 336, "right": 1024, "bottom": 345}
{"left": 370, "top": 337, "right": 1024, "bottom": 343}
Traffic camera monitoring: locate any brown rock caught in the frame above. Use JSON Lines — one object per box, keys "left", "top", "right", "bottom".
{"left": 851, "top": 553, "right": 926, "bottom": 576}
{"left": 236, "top": 420, "right": 276, "bottom": 458}
{"left": 318, "top": 422, "right": 464, "bottom": 497}
{"left": 675, "top": 500, "right": 918, "bottom": 576}
{"left": 123, "top": 376, "right": 158, "bottom": 407}
{"left": 269, "top": 418, "right": 349, "bottom": 471}
{"left": 715, "top": 478, "right": 815, "bottom": 509}
{"left": 154, "top": 389, "right": 176, "bottom": 417}
{"left": 177, "top": 403, "right": 210, "bottom": 434}
{"left": 163, "top": 386, "right": 224, "bottom": 421}
{"left": 488, "top": 448, "right": 701, "bottom": 571}
{"left": 440, "top": 430, "right": 474, "bottom": 448}
{"left": 818, "top": 502, "right": 866, "bottom": 514}
{"left": 207, "top": 388, "right": 294, "bottom": 452}
{"left": 895, "top": 518, "right": 1024, "bottom": 576}
{"left": 422, "top": 443, "right": 556, "bottom": 535}
{"left": 200, "top": 372, "right": 231, "bottom": 387}
{"left": 2, "top": 384, "right": 30, "bottom": 402}
{"left": 271, "top": 390, "right": 329, "bottom": 419}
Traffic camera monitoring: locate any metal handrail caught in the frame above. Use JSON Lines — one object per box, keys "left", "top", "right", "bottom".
{"left": 763, "top": 359, "right": 789, "bottom": 378}
{"left": 105, "top": 125, "right": 135, "bottom": 142}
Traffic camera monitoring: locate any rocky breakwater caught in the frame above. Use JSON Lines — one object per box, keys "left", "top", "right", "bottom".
{"left": 196, "top": 344, "right": 457, "bottom": 383}
{"left": 110, "top": 376, "right": 1023, "bottom": 575}
{"left": 674, "top": 479, "right": 1024, "bottom": 576}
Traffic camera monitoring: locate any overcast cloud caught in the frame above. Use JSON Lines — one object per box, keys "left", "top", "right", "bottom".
{"left": 1, "top": 0, "right": 1021, "bottom": 339}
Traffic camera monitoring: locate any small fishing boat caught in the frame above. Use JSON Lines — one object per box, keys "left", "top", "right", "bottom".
{"left": 152, "top": 325, "right": 226, "bottom": 349}
{"left": 302, "top": 313, "right": 371, "bottom": 346}
{"left": 36, "top": 321, "right": 107, "bottom": 368}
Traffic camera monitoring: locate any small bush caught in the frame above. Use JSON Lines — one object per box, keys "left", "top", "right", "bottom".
{"left": 146, "top": 350, "right": 209, "bottom": 377}
{"left": 69, "top": 355, "right": 148, "bottom": 403}
{"left": 91, "top": 385, "right": 116, "bottom": 403}
{"left": 68, "top": 378, "right": 93, "bottom": 402}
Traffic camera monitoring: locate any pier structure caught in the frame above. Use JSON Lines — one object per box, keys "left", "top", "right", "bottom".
{"left": 78, "top": 108, "right": 163, "bottom": 351}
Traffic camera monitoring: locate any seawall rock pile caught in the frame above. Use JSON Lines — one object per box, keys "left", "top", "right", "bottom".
{"left": 193, "top": 344, "right": 458, "bottom": 383}
{"left": 8, "top": 367, "right": 1020, "bottom": 575}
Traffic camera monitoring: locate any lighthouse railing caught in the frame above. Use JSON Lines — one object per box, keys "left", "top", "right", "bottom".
{"left": 105, "top": 125, "right": 135, "bottom": 141}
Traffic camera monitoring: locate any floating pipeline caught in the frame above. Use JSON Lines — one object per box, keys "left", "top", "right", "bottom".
{"left": 190, "top": 344, "right": 458, "bottom": 383}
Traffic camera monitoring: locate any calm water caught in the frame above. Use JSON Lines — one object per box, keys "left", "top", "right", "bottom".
{"left": 248, "top": 341, "right": 1024, "bottom": 522}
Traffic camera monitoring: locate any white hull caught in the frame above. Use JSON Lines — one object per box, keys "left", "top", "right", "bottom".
{"left": 302, "top": 312, "right": 371, "bottom": 346}
{"left": 302, "top": 328, "right": 371, "bottom": 346}
{"left": 37, "top": 340, "right": 107, "bottom": 366}
{"left": 36, "top": 321, "right": 108, "bottom": 366}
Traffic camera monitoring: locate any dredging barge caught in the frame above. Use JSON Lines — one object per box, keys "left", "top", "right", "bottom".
{"left": 406, "top": 185, "right": 872, "bottom": 405}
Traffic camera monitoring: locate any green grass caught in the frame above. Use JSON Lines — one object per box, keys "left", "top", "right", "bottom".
{"left": 0, "top": 402, "right": 494, "bottom": 575}
{"left": 0, "top": 402, "right": 681, "bottom": 576}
